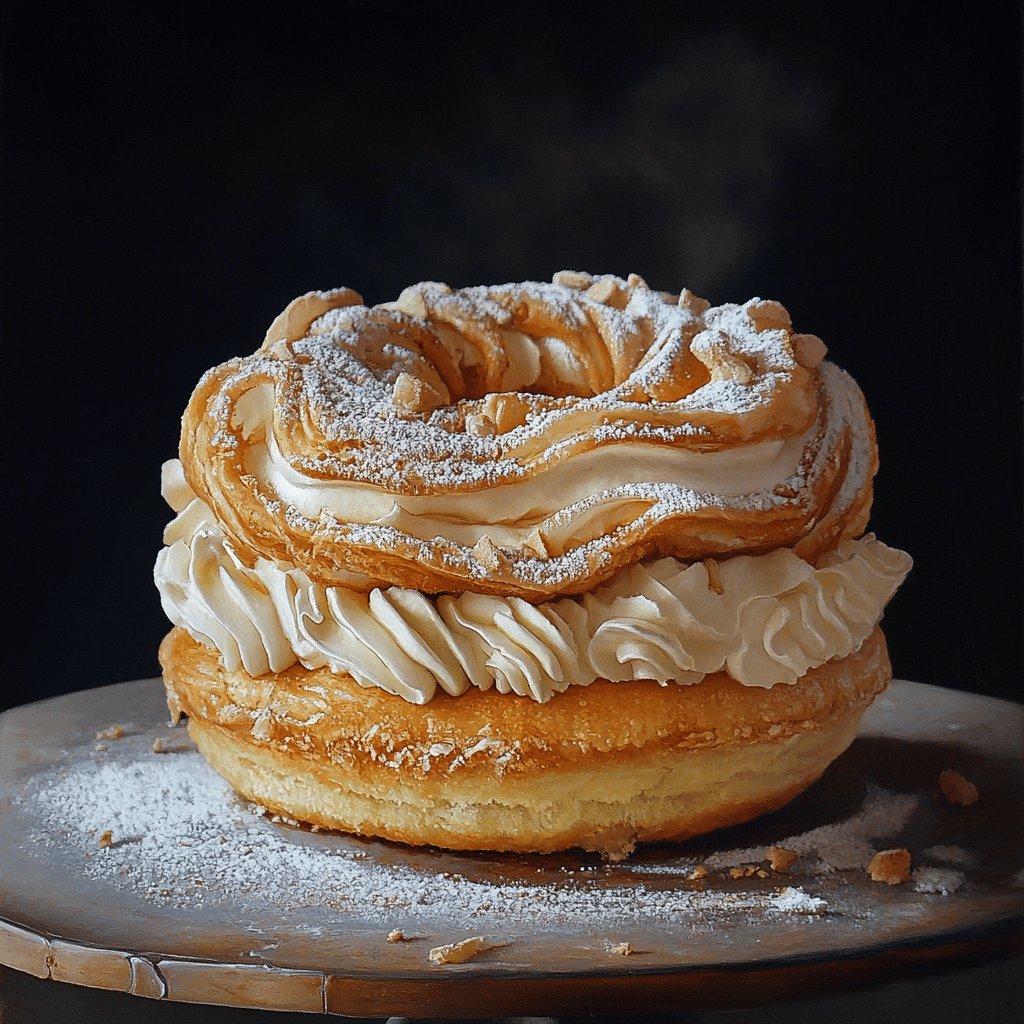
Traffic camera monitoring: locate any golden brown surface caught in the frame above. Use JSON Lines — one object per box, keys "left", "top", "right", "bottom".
{"left": 867, "top": 848, "right": 913, "bottom": 885}
{"left": 160, "top": 627, "right": 891, "bottom": 854}
{"left": 177, "top": 274, "right": 877, "bottom": 598}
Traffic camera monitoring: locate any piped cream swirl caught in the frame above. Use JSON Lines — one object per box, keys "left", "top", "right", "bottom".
{"left": 155, "top": 461, "right": 911, "bottom": 705}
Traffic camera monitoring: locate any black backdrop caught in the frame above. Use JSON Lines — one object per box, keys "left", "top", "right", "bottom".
{"left": 3, "top": 1, "right": 1021, "bottom": 714}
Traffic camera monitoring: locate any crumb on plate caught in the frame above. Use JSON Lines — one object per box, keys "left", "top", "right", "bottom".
{"left": 868, "top": 848, "right": 912, "bottom": 884}
{"left": 767, "top": 846, "right": 799, "bottom": 872}
{"left": 428, "top": 936, "right": 493, "bottom": 965}
{"left": 938, "top": 769, "right": 979, "bottom": 807}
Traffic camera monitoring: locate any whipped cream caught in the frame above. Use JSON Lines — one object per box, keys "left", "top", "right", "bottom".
{"left": 240, "top": 379, "right": 818, "bottom": 551}
{"left": 155, "top": 461, "right": 911, "bottom": 705}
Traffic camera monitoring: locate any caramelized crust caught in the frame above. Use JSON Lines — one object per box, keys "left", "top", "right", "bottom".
{"left": 177, "top": 274, "right": 877, "bottom": 598}
{"left": 160, "top": 627, "right": 891, "bottom": 854}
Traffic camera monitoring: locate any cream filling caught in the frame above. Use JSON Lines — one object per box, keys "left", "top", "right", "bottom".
{"left": 233, "top": 382, "right": 816, "bottom": 549}
{"left": 155, "top": 464, "right": 911, "bottom": 705}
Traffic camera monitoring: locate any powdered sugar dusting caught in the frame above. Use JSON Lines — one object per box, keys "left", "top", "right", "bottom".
{"left": 179, "top": 273, "right": 876, "bottom": 596}
{"left": 913, "top": 867, "right": 965, "bottom": 896}
{"left": 19, "top": 750, "right": 835, "bottom": 928}
{"left": 699, "top": 786, "right": 919, "bottom": 874}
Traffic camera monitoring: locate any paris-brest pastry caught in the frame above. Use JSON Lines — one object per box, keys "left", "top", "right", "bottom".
{"left": 155, "top": 271, "right": 911, "bottom": 857}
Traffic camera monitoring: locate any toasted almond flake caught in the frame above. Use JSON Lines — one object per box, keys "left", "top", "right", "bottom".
{"left": 938, "top": 769, "right": 979, "bottom": 807}
{"left": 767, "top": 846, "right": 799, "bottom": 873}
{"left": 552, "top": 270, "right": 594, "bottom": 290}
{"left": 867, "top": 848, "right": 912, "bottom": 885}
{"left": 470, "top": 535, "right": 502, "bottom": 569}
{"left": 428, "top": 935, "right": 493, "bottom": 965}
{"left": 791, "top": 332, "right": 828, "bottom": 368}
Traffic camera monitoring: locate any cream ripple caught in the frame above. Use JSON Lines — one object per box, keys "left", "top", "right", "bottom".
{"left": 229, "top": 368, "right": 858, "bottom": 555}
{"left": 180, "top": 275, "right": 878, "bottom": 597}
{"left": 155, "top": 474, "right": 911, "bottom": 705}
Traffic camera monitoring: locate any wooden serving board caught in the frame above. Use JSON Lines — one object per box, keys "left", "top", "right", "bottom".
{"left": 1, "top": 678, "right": 1022, "bottom": 1018}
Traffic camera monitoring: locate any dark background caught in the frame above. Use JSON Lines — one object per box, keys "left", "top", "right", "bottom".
{"left": 3, "top": 1, "right": 1021, "bottom": 714}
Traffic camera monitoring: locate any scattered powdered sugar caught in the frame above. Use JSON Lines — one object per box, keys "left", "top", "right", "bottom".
{"left": 771, "top": 886, "right": 828, "bottom": 913}
{"left": 913, "top": 868, "right": 965, "bottom": 896}
{"left": 19, "top": 749, "right": 840, "bottom": 929}
{"left": 696, "top": 786, "right": 919, "bottom": 874}
{"left": 920, "top": 845, "right": 976, "bottom": 868}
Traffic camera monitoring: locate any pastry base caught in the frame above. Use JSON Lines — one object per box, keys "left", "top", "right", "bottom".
{"left": 161, "top": 627, "right": 892, "bottom": 856}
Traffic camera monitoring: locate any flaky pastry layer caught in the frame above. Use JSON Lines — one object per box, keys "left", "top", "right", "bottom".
{"left": 177, "top": 273, "right": 877, "bottom": 598}
{"left": 160, "top": 626, "right": 891, "bottom": 853}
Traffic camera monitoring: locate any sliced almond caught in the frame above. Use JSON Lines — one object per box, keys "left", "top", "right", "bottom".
{"left": 471, "top": 536, "right": 502, "bottom": 570}
{"left": 678, "top": 288, "right": 710, "bottom": 315}
{"left": 262, "top": 287, "right": 363, "bottom": 347}
{"left": 552, "top": 269, "right": 594, "bottom": 290}
{"left": 392, "top": 372, "right": 446, "bottom": 415}
{"left": 586, "top": 277, "right": 630, "bottom": 309}
{"left": 791, "top": 333, "right": 828, "bottom": 368}
{"left": 428, "top": 936, "right": 493, "bottom": 965}
{"left": 480, "top": 393, "right": 530, "bottom": 432}
{"left": 746, "top": 298, "right": 792, "bottom": 332}
{"left": 465, "top": 412, "right": 497, "bottom": 437}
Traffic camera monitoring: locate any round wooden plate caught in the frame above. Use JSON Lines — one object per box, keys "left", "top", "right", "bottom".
{"left": 1, "top": 678, "right": 1022, "bottom": 1017}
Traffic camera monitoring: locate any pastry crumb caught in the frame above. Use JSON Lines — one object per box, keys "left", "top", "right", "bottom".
{"left": 428, "top": 935, "right": 492, "bottom": 965}
{"left": 386, "top": 929, "right": 409, "bottom": 943}
{"left": 938, "top": 769, "right": 978, "bottom": 807}
{"left": 97, "top": 830, "right": 114, "bottom": 848}
{"left": 95, "top": 724, "right": 126, "bottom": 741}
{"left": 729, "top": 865, "right": 760, "bottom": 879}
{"left": 605, "top": 941, "right": 635, "bottom": 956}
{"left": 767, "top": 846, "right": 799, "bottom": 873}
{"left": 94, "top": 743, "right": 109, "bottom": 752}
{"left": 600, "top": 838, "right": 637, "bottom": 863}
{"left": 868, "top": 848, "right": 912, "bottom": 885}
{"left": 151, "top": 737, "right": 191, "bottom": 755}
{"left": 690, "top": 864, "right": 708, "bottom": 880}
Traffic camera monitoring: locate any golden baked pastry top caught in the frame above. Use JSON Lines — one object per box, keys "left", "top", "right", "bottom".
{"left": 176, "top": 271, "right": 877, "bottom": 599}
